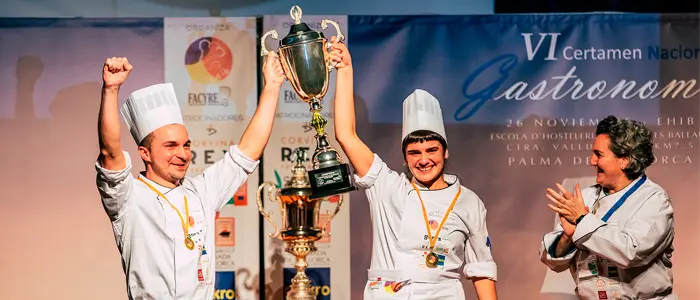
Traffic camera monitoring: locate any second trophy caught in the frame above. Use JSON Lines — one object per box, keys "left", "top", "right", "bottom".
{"left": 257, "top": 148, "right": 344, "bottom": 299}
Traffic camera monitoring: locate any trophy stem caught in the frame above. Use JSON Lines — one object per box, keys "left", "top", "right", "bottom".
{"left": 286, "top": 239, "right": 318, "bottom": 300}
{"left": 309, "top": 98, "right": 327, "bottom": 137}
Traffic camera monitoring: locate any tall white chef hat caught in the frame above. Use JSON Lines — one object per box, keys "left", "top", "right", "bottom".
{"left": 120, "top": 82, "right": 184, "bottom": 144}
{"left": 401, "top": 89, "right": 447, "bottom": 143}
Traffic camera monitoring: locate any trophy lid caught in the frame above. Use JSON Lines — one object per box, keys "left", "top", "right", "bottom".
{"left": 279, "top": 147, "right": 313, "bottom": 197}
{"left": 280, "top": 5, "right": 324, "bottom": 46}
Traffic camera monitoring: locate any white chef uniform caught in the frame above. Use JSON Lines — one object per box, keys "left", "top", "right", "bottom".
{"left": 356, "top": 90, "right": 497, "bottom": 299}
{"left": 95, "top": 83, "right": 258, "bottom": 300}
{"left": 540, "top": 175, "right": 677, "bottom": 300}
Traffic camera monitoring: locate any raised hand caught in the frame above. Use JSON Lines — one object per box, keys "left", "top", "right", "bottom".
{"left": 262, "top": 52, "right": 285, "bottom": 87}
{"left": 546, "top": 183, "right": 588, "bottom": 225}
{"left": 329, "top": 36, "right": 351, "bottom": 69}
{"left": 103, "top": 57, "right": 133, "bottom": 89}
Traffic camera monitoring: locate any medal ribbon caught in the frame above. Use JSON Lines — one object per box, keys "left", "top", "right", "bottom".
{"left": 411, "top": 182, "right": 461, "bottom": 251}
{"left": 592, "top": 175, "right": 646, "bottom": 222}
{"left": 137, "top": 177, "right": 192, "bottom": 247}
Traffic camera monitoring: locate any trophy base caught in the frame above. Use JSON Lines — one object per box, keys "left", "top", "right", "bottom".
{"left": 308, "top": 163, "right": 356, "bottom": 199}
{"left": 286, "top": 239, "right": 319, "bottom": 300}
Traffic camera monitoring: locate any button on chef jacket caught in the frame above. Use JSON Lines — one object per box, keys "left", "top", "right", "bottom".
{"left": 95, "top": 145, "right": 258, "bottom": 300}
{"left": 356, "top": 154, "right": 497, "bottom": 300}
{"left": 540, "top": 175, "right": 676, "bottom": 300}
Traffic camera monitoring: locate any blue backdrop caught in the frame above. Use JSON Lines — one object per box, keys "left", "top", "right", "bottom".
{"left": 346, "top": 13, "right": 698, "bottom": 300}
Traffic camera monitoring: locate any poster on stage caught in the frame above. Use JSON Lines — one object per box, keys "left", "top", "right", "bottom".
{"left": 164, "top": 17, "right": 260, "bottom": 300}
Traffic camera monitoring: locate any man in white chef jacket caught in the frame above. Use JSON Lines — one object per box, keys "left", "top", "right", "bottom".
{"left": 540, "top": 115, "right": 677, "bottom": 300}
{"left": 94, "top": 55, "right": 284, "bottom": 299}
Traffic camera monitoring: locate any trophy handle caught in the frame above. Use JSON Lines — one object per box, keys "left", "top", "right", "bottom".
{"left": 320, "top": 194, "right": 344, "bottom": 237}
{"left": 257, "top": 181, "right": 283, "bottom": 238}
{"left": 321, "top": 19, "right": 345, "bottom": 69}
{"left": 260, "top": 29, "right": 279, "bottom": 57}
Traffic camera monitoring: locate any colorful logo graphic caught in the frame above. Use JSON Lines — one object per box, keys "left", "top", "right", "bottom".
{"left": 226, "top": 180, "right": 247, "bottom": 206}
{"left": 215, "top": 216, "right": 235, "bottom": 247}
{"left": 214, "top": 271, "right": 236, "bottom": 299}
{"left": 185, "top": 37, "right": 233, "bottom": 84}
{"left": 429, "top": 220, "right": 439, "bottom": 230}
{"left": 383, "top": 280, "right": 409, "bottom": 294}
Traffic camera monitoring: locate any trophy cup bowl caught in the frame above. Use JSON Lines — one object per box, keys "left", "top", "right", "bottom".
{"left": 257, "top": 148, "right": 344, "bottom": 300}
{"left": 261, "top": 5, "right": 356, "bottom": 199}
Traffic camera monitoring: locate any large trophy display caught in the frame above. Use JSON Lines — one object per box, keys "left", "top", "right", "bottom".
{"left": 260, "top": 5, "right": 356, "bottom": 199}
{"left": 257, "top": 148, "right": 343, "bottom": 300}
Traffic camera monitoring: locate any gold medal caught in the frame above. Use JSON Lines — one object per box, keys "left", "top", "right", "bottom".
{"left": 185, "top": 237, "right": 195, "bottom": 250}
{"left": 425, "top": 252, "right": 439, "bottom": 268}
{"left": 137, "top": 178, "right": 196, "bottom": 251}
{"left": 412, "top": 182, "right": 461, "bottom": 270}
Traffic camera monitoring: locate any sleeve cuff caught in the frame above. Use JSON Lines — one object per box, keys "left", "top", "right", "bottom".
{"left": 573, "top": 214, "right": 606, "bottom": 243}
{"left": 352, "top": 154, "right": 382, "bottom": 188}
{"left": 463, "top": 262, "right": 497, "bottom": 281}
{"left": 229, "top": 145, "right": 260, "bottom": 174}
{"left": 545, "top": 232, "right": 576, "bottom": 259}
{"left": 95, "top": 151, "right": 133, "bottom": 180}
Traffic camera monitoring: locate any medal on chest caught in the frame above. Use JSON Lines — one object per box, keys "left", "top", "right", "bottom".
{"left": 412, "top": 182, "right": 461, "bottom": 268}
{"left": 138, "top": 177, "right": 196, "bottom": 251}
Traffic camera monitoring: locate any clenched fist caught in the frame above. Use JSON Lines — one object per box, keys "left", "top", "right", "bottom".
{"left": 103, "top": 57, "right": 133, "bottom": 89}
{"left": 262, "top": 52, "right": 285, "bottom": 88}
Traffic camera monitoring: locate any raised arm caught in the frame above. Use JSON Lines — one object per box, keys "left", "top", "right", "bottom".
{"left": 329, "top": 38, "right": 374, "bottom": 177}
{"left": 98, "top": 57, "right": 132, "bottom": 171}
{"left": 192, "top": 53, "right": 284, "bottom": 212}
{"left": 95, "top": 57, "right": 135, "bottom": 222}
{"left": 236, "top": 52, "right": 284, "bottom": 160}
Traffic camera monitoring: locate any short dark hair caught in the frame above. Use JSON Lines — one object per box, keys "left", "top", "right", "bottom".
{"left": 401, "top": 130, "right": 447, "bottom": 157}
{"left": 138, "top": 132, "right": 155, "bottom": 150}
{"left": 595, "top": 115, "right": 655, "bottom": 179}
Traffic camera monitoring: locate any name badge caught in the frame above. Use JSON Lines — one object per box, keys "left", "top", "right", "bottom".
{"left": 577, "top": 255, "right": 599, "bottom": 280}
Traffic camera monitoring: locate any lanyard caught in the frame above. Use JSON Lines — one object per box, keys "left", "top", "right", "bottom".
{"left": 137, "top": 177, "right": 195, "bottom": 250}
{"left": 594, "top": 175, "right": 647, "bottom": 222}
{"left": 411, "top": 182, "right": 461, "bottom": 250}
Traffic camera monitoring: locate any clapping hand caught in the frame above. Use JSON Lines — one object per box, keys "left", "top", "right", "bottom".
{"left": 546, "top": 183, "right": 589, "bottom": 227}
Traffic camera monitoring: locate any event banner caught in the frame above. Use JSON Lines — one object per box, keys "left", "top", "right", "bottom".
{"left": 347, "top": 14, "right": 699, "bottom": 299}
{"left": 260, "top": 14, "right": 351, "bottom": 300}
{"left": 164, "top": 17, "right": 260, "bottom": 300}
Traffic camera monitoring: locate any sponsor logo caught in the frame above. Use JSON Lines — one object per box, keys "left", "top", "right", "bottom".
{"left": 185, "top": 36, "right": 233, "bottom": 84}
{"left": 207, "top": 124, "right": 218, "bottom": 135}
{"left": 229, "top": 180, "right": 248, "bottom": 206}
{"left": 183, "top": 114, "right": 245, "bottom": 122}
{"left": 281, "top": 136, "right": 315, "bottom": 146}
{"left": 281, "top": 147, "right": 312, "bottom": 162}
{"left": 215, "top": 216, "right": 235, "bottom": 247}
{"left": 214, "top": 271, "right": 236, "bottom": 300}
{"left": 283, "top": 90, "right": 304, "bottom": 103}
{"left": 302, "top": 123, "right": 313, "bottom": 133}
{"left": 186, "top": 24, "right": 232, "bottom": 31}
{"left": 187, "top": 92, "right": 229, "bottom": 106}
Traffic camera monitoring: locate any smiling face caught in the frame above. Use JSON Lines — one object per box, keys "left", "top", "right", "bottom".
{"left": 589, "top": 134, "right": 629, "bottom": 189}
{"left": 139, "top": 124, "right": 192, "bottom": 186}
{"left": 404, "top": 140, "right": 448, "bottom": 184}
